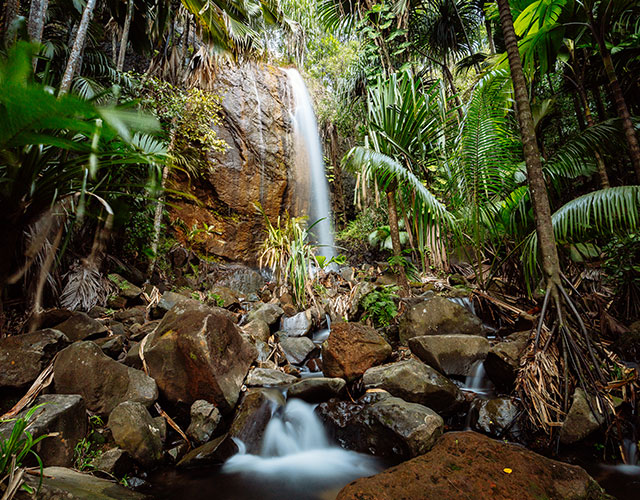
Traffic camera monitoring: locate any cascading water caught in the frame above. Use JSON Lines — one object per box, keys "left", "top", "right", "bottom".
{"left": 285, "top": 69, "right": 336, "bottom": 259}
{"left": 223, "top": 399, "right": 380, "bottom": 496}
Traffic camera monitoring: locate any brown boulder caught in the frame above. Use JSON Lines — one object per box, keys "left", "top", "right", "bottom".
{"left": 53, "top": 341, "right": 158, "bottom": 416}
{"left": 337, "top": 431, "right": 612, "bottom": 500}
{"left": 0, "top": 329, "right": 69, "bottom": 389}
{"left": 143, "top": 301, "right": 256, "bottom": 413}
{"left": 321, "top": 322, "right": 392, "bottom": 381}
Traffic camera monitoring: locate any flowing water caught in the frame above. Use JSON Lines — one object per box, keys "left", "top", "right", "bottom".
{"left": 285, "top": 68, "right": 336, "bottom": 260}
{"left": 147, "top": 398, "right": 382, "bottom": 500}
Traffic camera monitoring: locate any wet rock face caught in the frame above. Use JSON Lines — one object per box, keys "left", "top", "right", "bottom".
{"left": 53, "top": 341, "right": 158, "bottom": 416}
{"left": 469, "top": 396, "right": 521, "bottom": 440}
{"left": 399, "top": 296, "right": 483, "bottom": 344}
{"left": 170, "top": 63, "right": 297, "bottom": 263}
{"left": 0, "top": 329, "right": 70, "bottom": 390}
{"left": 228, "top": 389, "right": 281, "bottom": 454}
{"left": 144, "top": 301, "right": 256, "bottom": 414}
{"left": 316, "top": 395, "right": 443, "bottom": 459}
{"left": 337, "top": 431, "right": 612, "bottom": 500}
{"left": 484, "top": 330, "right": 530, "bottom": 391}
{"left": 362, "top": 359, "right": 464, "bottom": 415}
{"left": 408, "top": 334, "right": 490, "bottom": 376}
{"left": 321, "top": 322, "right": 392, "bottom": 382}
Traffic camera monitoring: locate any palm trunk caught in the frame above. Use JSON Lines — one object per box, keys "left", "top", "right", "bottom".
{"left": 578, "top": 86, "right": 610, "bottom": 188}
{"left": 387, "top": 189, "right": 410, "bottom": 297}
{"left": 592, "top": 85, "right": 606, "bottom": 121}
{"left": 116, "top": 0, "right": 134, "bottom": 72}
{"left": 59, "top": 0, "right": 97, "bottom": 95}
{"left": 588, "top": 11, "right": 640, "bottom": 183}
{"left": 497, "top": 0, "right": 561, "bottom": 287}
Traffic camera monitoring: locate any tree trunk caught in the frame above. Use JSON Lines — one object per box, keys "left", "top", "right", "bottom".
{"left": 588, "top": 11, "right": 640, "bottom": 183}
{"left": 327, "top": 122, "right": 346, "bottom": 229}
{"left": 147, "top": 164, "right": 169, "bottom": 279}
{"left": 58, "top": 0, "right": 97, "bottom": 95}
{"left": 592, "top": 85, "right": 606, "bottom": 121}
{"left": 497, "top": 0, "right": 561, "bottom": 287}
{"left": 386, "top": 189, "right": 410, "bottom": 297}
{"left": 572, "top": 93, "right": 586, "bottom": 131}
{"left": 116, "top": 0, "right": 133, "bottom": 72}
{"left": 3, "top": 0, "right": 20, "bottom": 43}
{"left": 443, "top": 64, "right": 464, "bottom": 122}
{"left": 578, "top": 86, "right": 610, "bottom": 188}
{"left": 485, "top": 18, "right": 496, "bottom": 54}
{"left": 27, "top": 0, "right": 49, "bottom": 43}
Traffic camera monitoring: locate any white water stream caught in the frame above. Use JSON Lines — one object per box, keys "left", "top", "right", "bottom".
{"left": 285, "top": 69, "right": 336, "bottom": 260}
{"left": 223, "top": 399, "right": 378, "bottom": 482}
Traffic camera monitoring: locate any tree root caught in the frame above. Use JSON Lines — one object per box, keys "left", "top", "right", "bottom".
{"left": 516, "top": 280, "right": 637, "bottom": 444}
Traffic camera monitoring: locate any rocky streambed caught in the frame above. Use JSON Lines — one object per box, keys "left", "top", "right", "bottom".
{"left": 1, "top": 266, "right": 637, "bottom": 499}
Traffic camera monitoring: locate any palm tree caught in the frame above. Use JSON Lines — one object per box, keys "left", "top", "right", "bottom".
{"left": 496, "top": 0, "right": 627, "bottom": 433}
{"left": 345, "top": 71, "right": 455, "bottom": 294}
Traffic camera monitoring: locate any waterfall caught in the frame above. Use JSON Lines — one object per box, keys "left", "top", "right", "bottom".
{"left": 223, "top": 399, "right": 379, "bottom": 482}
{"left": 285, "top": 69, "right": 336, "bottom": 259}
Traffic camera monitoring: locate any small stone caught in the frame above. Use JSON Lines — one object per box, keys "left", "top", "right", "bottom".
{"left": 187, "top": 400, "right": 222, "bottom": 444}
{"left": 247, "top": 303, "right": 284, "bottom": 326}
{"left": 287, "top": 377, "right": 346, "bottom": 403}
{"left": 279, "top": 335, "right": 316, "bottom": 364}
{"left": 108, "top": 401, "right": 163, "bottom": 465}
{"left": 246, "top": 368, "right": 297, "bottom": 387}
{"left": 53, "top": 312, "right": 108, "bottom": 342}
{"left": 280, "top": 310, "right": 312, "bottom": 337}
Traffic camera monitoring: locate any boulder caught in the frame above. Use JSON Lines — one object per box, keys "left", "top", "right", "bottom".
{"left": 321, "top": 322, "right": 392, "bottom": 381}
{"left": 228, "top": 389, "right": 282, "bottom": 454}
{"left": 241, "top": 319, "right": 271, "bottom": 342}
{"left": 90, "top": 448, "right": 134, "bottom": 477}
{"left": 107, "top": 273, "right": 142, "bottom": 300}
{"left": 94, "top": 334, "right": 125, "bottom": 359}
{"left": 246, "top": 367, "right": 297, "bottom": 387}
{"left": 470, "top": 396, "right": 521, "bottom": 439}
{"left": 399, "top": 296, "right": 483, "bottom": 344}
{"left": 560, "top": 389, "right": 606, "bottom": 444}
{"left": 54, "top": 341, "right": 158, "bottom": 416}
{"left": 20, "top": 466, "right": 147, "bottom": 500}
{"left": 278, "top": 335, "right": 316, "bottom": 364}
{"left": 177, "top": 433, "right": 237, "bottom": 468}
{"left": 409, "top": 334, "right": 490, "bottom": 376}
{"left": 280, "top": 310, "right": 312, "bottom": 337}
{"left": 484, "top": 330, "right": 530, "bottom": 390}
{"left": 0, "top": 394, "right": 86, "bottom": 467}
{"left": 362, "top": 359, "right": 463, "bottom": 415}
{"left": 151, "top": 291, "right": 193, "bottom": 318}
{"left": 113, "top": 307, "right": 146, "bottom": 325}
{"left": 316, "top": 396, "right": 443, "bottom": 459}
{"left": 143, "top": 301, "right": 256, "bottom": 413}
{"left": 362, "top": 397, "right": 444, "bottom": 458}
{"left": 287, "top": 377, "right": 346, "bottom": 403}
{"left": 52, "top": 312, "right": 108, "bottom": 342}
{"left": 209, "top": 285, "right": 240, "bottom": 309}
{"left": 0, "top": 329, "right": 69, "bottom": 389}
{"left": 123, "top": 341, "right": 142, "bottom": 370}
{"left": 187, "top": 400, "right": 222, "bottom": 445}
{"left": 108, "top": 401, "right": 164, "bottom": 466}
{"left": 209, "top": 265, "right": 266, "bottom": 296}
{"left": 247, "top": 303, "right": 284, "bottom": 326}
{"left": 337, "top": 431, "right": 611, "bottom": 500}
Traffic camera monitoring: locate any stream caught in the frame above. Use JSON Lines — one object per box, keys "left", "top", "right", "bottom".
{"left": 146, "top": 398, "right": 383, "bottom": 500}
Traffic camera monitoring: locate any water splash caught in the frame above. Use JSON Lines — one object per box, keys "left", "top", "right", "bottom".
{"left": 223, "top": 399, "right": 379, "bottom": 482}
{"left": 285, "top": 69, "right": 336, "bottom": 259}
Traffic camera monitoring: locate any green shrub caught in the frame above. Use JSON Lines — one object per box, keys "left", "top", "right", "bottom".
{"left": 361, "top": 286, "right": 399, "bottom": 327}
{"left": 603, "top": 233, "right": 640, "bottom": 321}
